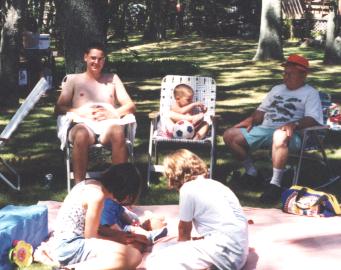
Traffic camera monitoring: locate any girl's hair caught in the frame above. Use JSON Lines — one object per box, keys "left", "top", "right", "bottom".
{"left": 100, "top": 163, "right": 142, "bottom": 205}
{"left": 173, "top": 84, "right": 194, "bottom": 98}
{"left": 163, "top": 149, "right": 208, "bottom": 190}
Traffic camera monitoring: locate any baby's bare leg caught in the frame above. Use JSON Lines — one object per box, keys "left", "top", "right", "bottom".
{"left": 191, "top": 113, "right": 204, "bottom": 125}
{"left": 193, "top": 122, "right": 209, "bottom": 140}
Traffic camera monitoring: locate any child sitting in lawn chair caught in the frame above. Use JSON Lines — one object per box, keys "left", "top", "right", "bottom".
{"left": 162, "top": 84, "right": 209, "bottom": 140}
{"left": 99, "top": 199, "right": 168, "bottom": 252}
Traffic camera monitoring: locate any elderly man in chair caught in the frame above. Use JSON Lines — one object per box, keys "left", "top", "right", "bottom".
{"left": 55, "top": 42, "right": 136, "bottom": 184}
{"left": 223, "top": 54, "right": 323, "bottom": 203}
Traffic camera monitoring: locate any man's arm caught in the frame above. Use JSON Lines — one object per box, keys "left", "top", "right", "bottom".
{"left": 55, "top": 94, "right": 73, "bottom": 115}
{"left": 55, "top": 75, "right": 99, "bottom": 120}
{"left": 83, "top": 192, "right": 105, "bottom": 239}
{"left": 292, "top": 116, "right": 319, "bottom": 130}
{"left": 178, "top": 220, "right": 192, "bottom": 241}
{"left": 113, "top": 74, "right": 136, "bottom": 117}
{"left": 54, "top": 75, "right": 75, "bottom": 115}
{"left": 234, "top": 110, "right": 265, "bottom": 132}
{"left": 98, "top": 225, "right": 149, "bottom": 245}
{"left": 279, "top": 116, "right": 319, "bottom": 138}
{"left": 55, "top": 78, "right": 95, "bottom": 119}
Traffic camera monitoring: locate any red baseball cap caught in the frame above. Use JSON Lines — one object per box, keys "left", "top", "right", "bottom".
{"left": 282, "top": 54, "right": 309, "bottom": 71}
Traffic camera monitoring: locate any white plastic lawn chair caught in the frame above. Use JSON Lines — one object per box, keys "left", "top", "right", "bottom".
{"left": 59, "top": 114, "right": 137, "bottom": 192}
{"left": 147, "top": 75, "right": 218, "bottom": 186}
{"left": 0, "top": 77, "right": 50, "bottom": 191}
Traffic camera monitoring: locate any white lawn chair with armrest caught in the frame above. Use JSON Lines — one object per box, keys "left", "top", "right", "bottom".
{"left": 147, "top": 75, "right": 218, "bottom": 186}
{"left": 0, "top": 78, "right": 50, "bottom": 191}
{"left": 61, "top": 114, "right": 137, "bottom": 192}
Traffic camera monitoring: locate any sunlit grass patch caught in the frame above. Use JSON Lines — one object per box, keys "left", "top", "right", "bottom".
{"left": 1, "top": 35, "right": 341, "bottom": 210}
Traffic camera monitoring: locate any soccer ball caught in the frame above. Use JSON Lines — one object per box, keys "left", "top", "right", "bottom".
{"left": 173, "top": 120, "right": 195, "bottom": 139}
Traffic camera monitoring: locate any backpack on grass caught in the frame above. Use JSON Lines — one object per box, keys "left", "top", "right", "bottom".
{"left": 281, "top": 185, "right": 341, "bottom": 217}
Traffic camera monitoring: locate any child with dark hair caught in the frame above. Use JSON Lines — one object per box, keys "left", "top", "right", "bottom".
{"left": 84, "top": 41, "right": 107, "bottom": 55}
{"left": 99, "top": 199, "right": 168, "bottom": 249}
{"left": 146, "top": 149, "right": 249, "bottom": 270}
{"left": 53, "top": 163, "right": 143, "bottom": 270}
{"left": 99, "top": 163, "right": 141, "bottom": 204}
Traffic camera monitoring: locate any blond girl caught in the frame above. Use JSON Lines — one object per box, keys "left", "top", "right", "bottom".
{"left": 146, "top": 149, "right": 249, "bottom": 270}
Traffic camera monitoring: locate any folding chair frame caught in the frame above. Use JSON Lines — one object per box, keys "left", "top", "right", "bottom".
{"left": 65, "top": 119, "right": 136, "bottom": 192}
{"left": 289, "top": 92, "right": 340, "bottom": 188}
{"left": 0, "top": 78, "right": 50, "bottom": 191}
{"left": 291, "top": 126, "right": 340, "bottom": 189}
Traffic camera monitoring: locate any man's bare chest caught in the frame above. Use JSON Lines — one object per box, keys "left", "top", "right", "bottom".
{"left": 73, "top": 81, "right": 115, "bottom": 105}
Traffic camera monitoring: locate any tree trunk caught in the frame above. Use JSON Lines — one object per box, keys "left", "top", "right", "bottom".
{"left": 202, "top": 1, "right": 220, "bottom": 37}
{"left": 323, "top": 5, "right": 341, "bottom": 65}
{"left": 113, "top": 0, "right": 128, "bottom": 41}
{"left": 143, "top": 0, "right": 167, "bottom": 41}
{"left": 45, "top": 0, "right": 55, "bottom": 33}
{"left": 107, "top": 0, "right": 119, "bottom": 38}
{"left": 190, "top": 0, "right": 201, "bottom": 35}
{"left": 37, "top": 0, "right": 46, "bottom": 31}
{"left": 175, "top": 0, "right": 187, "bottom": 36}
{"left": 56, "top": 0, "right": 108, "bottom": 74}
{"left": 253, "top": 0, "right": 284, "bottom": 61}
{"left": 0, "top": 1, "right": 25, "bottom": 106}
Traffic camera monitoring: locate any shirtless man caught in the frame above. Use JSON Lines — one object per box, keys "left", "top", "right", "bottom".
{"left": 55, "top": 42, "right": 136, "bottom": 183}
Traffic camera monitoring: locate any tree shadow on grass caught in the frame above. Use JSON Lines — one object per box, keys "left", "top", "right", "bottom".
{"left": 2, "top": 36, "right": 341, "bottom": 208}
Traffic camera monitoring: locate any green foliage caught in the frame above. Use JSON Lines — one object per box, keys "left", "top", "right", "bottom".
{"left": 140, "top": 177, "right": 179, "bottom": 205}
{"left": 282, "top": 18, "right": 292, "bottom": 40}
{"left": 53, "top": 57, "right": 67, "bottom": 86}
{"left": 107, "top": 59, "right": 199, "bottom": 77}
{"left": 311, "top": 29, "right": 325, "bottom": 40}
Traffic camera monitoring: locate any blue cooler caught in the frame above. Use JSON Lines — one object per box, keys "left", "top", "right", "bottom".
{"left": 0, "top": 205, "right": 48, "bottom": 270}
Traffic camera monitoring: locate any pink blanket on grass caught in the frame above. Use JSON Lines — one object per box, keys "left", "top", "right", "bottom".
{"left": 36, "top": 201, "right": 341, "bottom": 270}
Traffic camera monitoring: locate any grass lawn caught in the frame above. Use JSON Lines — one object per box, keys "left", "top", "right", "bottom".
{"left": 1, "top": 33, "right": 341, "bottom": 269}
{"left": 2, "top": 35, "right": 341, "bottom": 208}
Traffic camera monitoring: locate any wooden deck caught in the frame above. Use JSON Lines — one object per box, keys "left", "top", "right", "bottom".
{"left": 282, "top": 0, "right": 332, "bottom": 19}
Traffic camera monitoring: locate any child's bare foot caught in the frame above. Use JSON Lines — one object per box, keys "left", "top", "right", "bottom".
{"left": 141, "top": 211, "right": 167, "bottom": 230}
